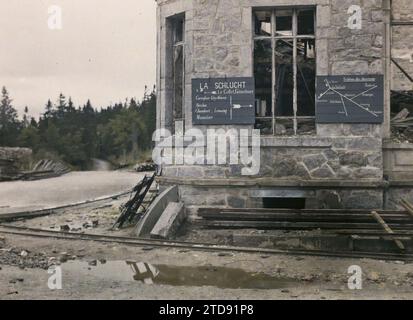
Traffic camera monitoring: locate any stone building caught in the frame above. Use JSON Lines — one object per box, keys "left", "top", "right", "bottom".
{"left": 155, "top": 0, "right": 413, "bottom": 211}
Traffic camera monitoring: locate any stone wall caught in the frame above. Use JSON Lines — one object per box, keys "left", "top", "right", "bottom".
{"left": 383, "top": 142, "right": 413, "bottom": 180}
{"left": 175, "top": 184, "right": 384, "bottom": 210}
{"left": 327, "top": 0, "right": 385, "bottom": 76}
{"left": 386, "top": 186, "right": 413, "bottom": 210}
{"left": 391, "top": 0, "right": 413, "bottom": 91}
{"left": 162, "top": 125, "right": 383, "bottom": 182}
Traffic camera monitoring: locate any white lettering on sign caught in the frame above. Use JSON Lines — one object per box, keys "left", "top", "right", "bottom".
{"left": 215, "top": 81, "right": 247, "bottom": 90}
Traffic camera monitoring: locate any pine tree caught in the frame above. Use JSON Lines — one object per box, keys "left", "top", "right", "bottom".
{"left": 67, "top": 97, "right": 76, "bottom": 113}
{"left": 83, "top": 100, "right": 94, "bottom": 114}
{"left": 44, "top": 100, "right": 54, "bottom": 119}
{"left": 56, "top": 93, "right": 66, "bottom": 118}
{"left": 22, "top": 106, "right": 29, "bottom": 128}
{"left": 0, "top": 86, "right": 20, "bottom": 146}
{"left": 129, "top": 98, "right": 139, "bottom": 111}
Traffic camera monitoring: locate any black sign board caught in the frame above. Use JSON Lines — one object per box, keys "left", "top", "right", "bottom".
{"left": 192, "top": 77, "right": 255, "bottom": 125}
{"left": 316, "top": 75, "right": 384, "bottom": 124}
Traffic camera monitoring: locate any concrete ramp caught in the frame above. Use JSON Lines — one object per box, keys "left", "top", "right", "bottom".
{"left": 135, "top": 185, "right": 179, "bottom": 237}
{"left": 150, "top": 202, "right": 186, "bottom": 239}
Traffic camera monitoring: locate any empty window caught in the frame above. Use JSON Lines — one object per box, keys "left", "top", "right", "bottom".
{"left": 254, "top": 8, "right": 316, "bottom": 136}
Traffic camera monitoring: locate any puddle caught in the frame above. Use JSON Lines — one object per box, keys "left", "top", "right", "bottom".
{"left": 63, "top": 260, "right": 297, "bottom": 290}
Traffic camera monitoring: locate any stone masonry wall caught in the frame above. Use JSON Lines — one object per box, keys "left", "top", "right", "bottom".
{"left": 163, "top": 124, "right": 383, "bottom": 181}
{"left": 326, "top": 0, "right": 385, "bottom": 76}
{"left": 391, "top": 0, "right": 413, "bottom": 91}
{"left": 176, "top": 184, "right": 384, "bottom": 210}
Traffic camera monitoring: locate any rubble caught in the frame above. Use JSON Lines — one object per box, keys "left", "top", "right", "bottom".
{"left": 391, "top": 92, "right": 413, "bottom": 143}
{"left": 367, "top": 272, "right": 381, "bottom": 282}
{"left": 0, "top": 149, "right": 71, "bottom": 181}
{"left": 0, "top": 247, "right": 50, "bottom": 270}
{"left": 21, "top": 159, "right": 71, "bottom": 181}
{"left": 88, "top": 260, "right": 97, "bottom": 266}
{"left": 113, "top": 173, "right": 156, "bottom": 229}
{"left": 0, "top": 147, "right": 32, "bottom": 181}
{"left": 134, "top": 161, "right": 157, "bottom": 172}
{"left": 60, "top": 225, "right": 70, "bottom": 232}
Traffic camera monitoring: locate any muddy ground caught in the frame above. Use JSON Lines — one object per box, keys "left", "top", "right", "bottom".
{"left": 1, "top": 196, "right": 413, "bottom": 300}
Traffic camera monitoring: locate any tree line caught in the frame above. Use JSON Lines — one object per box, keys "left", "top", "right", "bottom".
{"left": 0, "top": 86, "right": 156, "bottom": 169}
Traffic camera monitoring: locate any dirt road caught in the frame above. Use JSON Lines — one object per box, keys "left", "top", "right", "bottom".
{"left": 1, "top": 232, "right": 413, "bottom": 300}
{"left": 0, "top": 171, "right": 146, "bottom": 214}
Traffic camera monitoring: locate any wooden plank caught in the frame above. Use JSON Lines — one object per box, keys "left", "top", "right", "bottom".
{"left": 401, "top": 199, "right": 413, "bottom": 219}
{"left": 198, "top": 220, "right": 413, "bottom": 231}
{"left": 326, "top": 229, "right": 413, "bottom": 237}
{"left": 371, "top": 211, "right": 405, "bottom": 251}
{"left": 200, "top": 214, "right": 411, "bottom": 224}
{"left": 199, "top": 211, "right": 410, "bottom": 218}
{"left": 198, "top": 207, "right": 405, "bottom": 215}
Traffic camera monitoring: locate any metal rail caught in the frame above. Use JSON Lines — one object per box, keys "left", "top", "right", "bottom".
{"left": 0, "top": 224, "right": 412, "bottom": 262}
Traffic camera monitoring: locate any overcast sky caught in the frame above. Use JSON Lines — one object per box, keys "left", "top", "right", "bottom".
{"left": 0, "top": 0, "right": 156, "bottom": 118}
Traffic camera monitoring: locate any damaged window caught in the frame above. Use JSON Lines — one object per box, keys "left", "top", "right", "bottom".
{"left": 390, "top": 10, "right": 413, "bottom": 143}
{"left": 254, "top": 8, "right": 316, "bottom": 135}
{"left": 171, "top": 15, "right": 185, "bottom": 128}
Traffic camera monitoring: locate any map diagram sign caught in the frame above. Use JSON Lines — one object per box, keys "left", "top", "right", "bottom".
{"left": 192, "top": 77, "right": 255, "bottom": 125}
{"left": 316, "top": 75, "right": 384, "bottom": 124}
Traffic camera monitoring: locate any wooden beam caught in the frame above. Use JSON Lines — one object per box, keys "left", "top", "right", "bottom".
{"left": 401, "top": 199, "right": 413, "bottom": 219}
{"left": 391, "top": 21, "right": 413, "bottom": 26}
{"left": 199, "top": 220, "right": 413, "bottom": 231}
{"left": 371, "top": 211, "right": 405, "bottom": 251}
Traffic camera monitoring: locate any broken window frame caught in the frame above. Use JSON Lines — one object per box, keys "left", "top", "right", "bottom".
{"left": 171, "top": 15, "right": 186, "bottom": 130}
{"left": 253, "top": 8, "right": 316, "bottom": 136}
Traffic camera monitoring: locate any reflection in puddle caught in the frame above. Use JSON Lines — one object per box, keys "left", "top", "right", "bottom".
{"left": 63, "top": 260, "right": 297, "bottom": 290}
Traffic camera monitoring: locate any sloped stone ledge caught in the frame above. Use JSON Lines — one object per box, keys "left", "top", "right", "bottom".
{"left": 157, "top": 176, "right": 385, "bottom": 188}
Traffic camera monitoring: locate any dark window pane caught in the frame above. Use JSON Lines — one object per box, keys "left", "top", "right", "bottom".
{"left": 275, "top": 10, "right": 293, "bottom": 36}
{"left": 275, "top": 40, "right": 294, "bottom": 116}
{"left": 297, "top": 39, "right": 316, "bottom": 116}
{"left": 174, "top": 18, "right": 184, "bottom": 43}
{"left": 297, "top": 9, "right": 315, "bottom": 35}
{"left": 254, "top": 39, "right": 273, "bottom": 117}
{"left": 254, "top": 11, "right": 272, "bottom": 36}
{"left": 173, "top": 45, "right": 184, "bottom": 120}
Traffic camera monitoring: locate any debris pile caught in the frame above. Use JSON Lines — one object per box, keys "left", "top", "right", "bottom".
{"left": 134, "top": 161, "right": 157, "bottom": 172}
{"left": 0, "top": 147, "right": 32, "bottom": 181}
{"left": 0, "top": 247, "right": 50, "bottom": 270}
{"left": 22, "top": 159, "right": 71, "bottom": 181}
{"left": 196, "top": 206, "right": 413, "bottom": 257}
{"left": 113, "top": 173, "right": 157, "bottom": 229}
{"left": 391, "top": 91, "right": 413, "bottom": 143}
